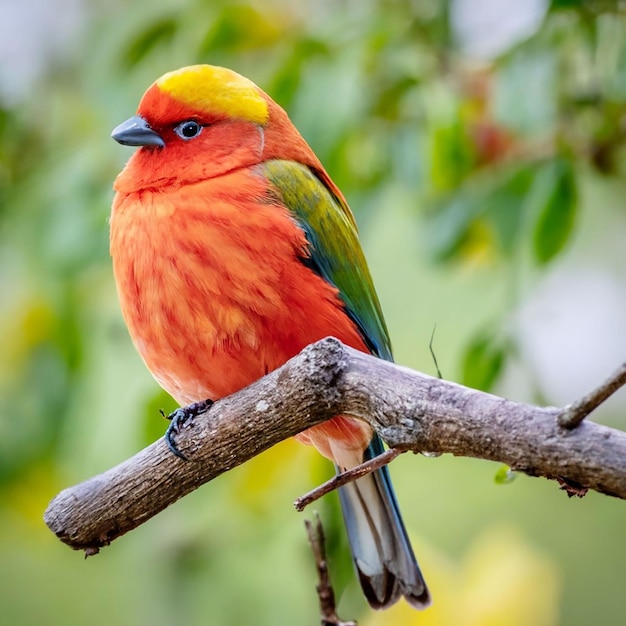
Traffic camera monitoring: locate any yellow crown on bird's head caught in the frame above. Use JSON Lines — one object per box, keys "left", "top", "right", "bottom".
{"left": 155, "top": 65, "right": 269, "bottom": 125}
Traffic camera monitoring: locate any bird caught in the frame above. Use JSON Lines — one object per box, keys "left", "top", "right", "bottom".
{"left": 110, "top": 64, "right": 430, "bottom": 610}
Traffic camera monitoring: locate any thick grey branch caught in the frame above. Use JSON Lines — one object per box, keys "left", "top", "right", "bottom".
{"left": 44, "top": 337, "right": 626, "bottom": 554}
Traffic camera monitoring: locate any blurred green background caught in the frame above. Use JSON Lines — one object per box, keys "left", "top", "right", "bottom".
{"left": 2, "top": 0, "right": 626, "bottom": 624}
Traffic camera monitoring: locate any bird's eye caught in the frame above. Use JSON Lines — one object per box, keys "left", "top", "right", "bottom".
{"left": 174, "top": 120, "right": 202, "bottom": 140}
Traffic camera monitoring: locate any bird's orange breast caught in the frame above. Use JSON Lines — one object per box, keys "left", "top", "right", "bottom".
{"left": 110, "top": 166, "right": 369, "bottom": 408}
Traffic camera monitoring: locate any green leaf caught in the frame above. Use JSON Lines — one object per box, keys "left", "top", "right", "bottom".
{"left": 483, "top": 164, "right": 536, "bottom": 253}
{"left": 462, "top": 330, "right": 507, "bottom": 392}
{"left": 495, "top": 465, "right": 518, "bottom": 484}
{"left": 265, "top": 38, "right": 330, "bottom": 109}
{"left": 424, "top": 190, "right": 481, "bottom": 262}
{"left": 199, "top": 5, "right": 284, "bottom": 55}
{"left": 424, "top": 164, "right": 536, "bottom": 262}
{"left": 428, "top": 117, "right": 475, "bottom": 193}
{"left": 529, "top": 157, "right": 578, "bottom": 264}
{"left": 121, "top": 17, "right": 177, "bottom": 68}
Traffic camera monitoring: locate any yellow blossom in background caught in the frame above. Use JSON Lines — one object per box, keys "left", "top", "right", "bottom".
{"left": 362, "top": 525, "right": 560, "bottom": 626}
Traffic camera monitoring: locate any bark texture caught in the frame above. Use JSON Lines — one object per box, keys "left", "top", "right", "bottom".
{"left": 44, "top": 338, "right": 626, "bottom": 554}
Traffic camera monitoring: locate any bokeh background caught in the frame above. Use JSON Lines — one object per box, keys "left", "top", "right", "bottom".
{"left": 2, "top": 0, "right": 626, "bottom": 624}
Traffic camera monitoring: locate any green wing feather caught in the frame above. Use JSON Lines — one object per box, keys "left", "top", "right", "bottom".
{"left": 262, "top": 159, "right": 393, "bottom": 361}
{"left": 263, "top": 162, "right": 430, "bottom": 609}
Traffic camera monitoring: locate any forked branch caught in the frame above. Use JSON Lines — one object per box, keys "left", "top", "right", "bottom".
{"left": 44, "top": 337, "right": 626, "bottom": 554}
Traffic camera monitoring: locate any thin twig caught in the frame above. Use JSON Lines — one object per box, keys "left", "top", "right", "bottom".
{"left": 429, "top": 324, "right": 443, "bottom": 380}
{"left": 305, "top": 515, "right": 357, "bottom": 626}
{"left": 295, "top": 448, "right": 402, "bottom": 512}
{"left": 558, "top": 362, "right": 626, "bottom": 429}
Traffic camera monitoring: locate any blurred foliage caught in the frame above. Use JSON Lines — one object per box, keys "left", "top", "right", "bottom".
{"left": 2, "top": 0, "right": 626, "bottom": 625}
{"left": 363, "top": 525, "right": 560, "bottom": 626}
{"left": 461, "top": 328, "right": 509, "bottom": 391}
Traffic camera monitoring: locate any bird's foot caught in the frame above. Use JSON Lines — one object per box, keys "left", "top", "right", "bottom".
{"left": 165, "top": 399, "right": 214, "bottom": 460}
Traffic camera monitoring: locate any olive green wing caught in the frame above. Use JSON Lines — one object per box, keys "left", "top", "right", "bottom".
{"left": 263, "top": 159, "right": 393, "bottom": 361}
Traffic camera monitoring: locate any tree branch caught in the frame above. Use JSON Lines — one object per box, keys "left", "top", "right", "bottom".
{"left": 305, "top": 515, "right": 357, "bottom": 626}
{"left": 558, "top": 362, "right": 626, "bottom": 428}
{"left": 294, "top": 448, "right": 402, "bottom": 512}
{"left": 44, "top": 337, "right": 626, "bottom": 554}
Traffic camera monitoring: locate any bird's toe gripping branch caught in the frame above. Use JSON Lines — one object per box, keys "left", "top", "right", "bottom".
{"left": 165, "top": 399, "right": 214, "bottom": 459}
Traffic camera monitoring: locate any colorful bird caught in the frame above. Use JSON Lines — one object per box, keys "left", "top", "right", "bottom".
{"left": 110, "top": 64, "right": 430, "bottom": 610}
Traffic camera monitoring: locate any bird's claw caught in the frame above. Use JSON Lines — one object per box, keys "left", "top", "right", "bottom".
{"left": 164, "top": 399, "right": 214, "bottom": 460}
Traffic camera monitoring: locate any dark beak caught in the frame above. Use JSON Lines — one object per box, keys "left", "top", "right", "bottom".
{"left": 111, "top": 115, "right": 164, "bottom": 148}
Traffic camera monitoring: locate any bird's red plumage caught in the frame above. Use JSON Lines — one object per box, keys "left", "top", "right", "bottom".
{"left": 111, "top": 165, "right": 372, "bottom": 458}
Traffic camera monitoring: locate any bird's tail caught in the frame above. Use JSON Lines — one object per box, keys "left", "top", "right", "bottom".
{"left": 336, "top": 435, "right": 431, "bottom": 610}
